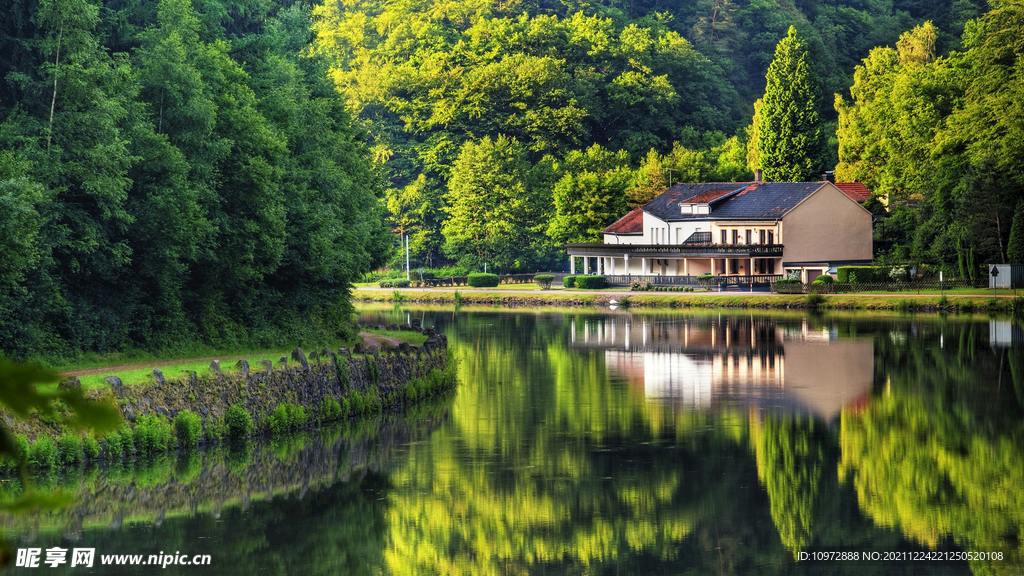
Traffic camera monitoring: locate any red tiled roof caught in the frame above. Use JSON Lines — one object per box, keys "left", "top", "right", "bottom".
{"left": 603, "top": 207, "right": 643, "bottom": 234}
{"left": 834, "top": 182, "right": 871, "bottom": 203}
{"left": 682, "top": 189, "right": 737, "bottom": 204}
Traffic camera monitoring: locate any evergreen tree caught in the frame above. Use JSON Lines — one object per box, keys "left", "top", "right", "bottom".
{"left": 1008, "top": 202, "right": 1024, "bottom": 264}
{"left": 755, "top": 26, "right": 827, "bottom": 182}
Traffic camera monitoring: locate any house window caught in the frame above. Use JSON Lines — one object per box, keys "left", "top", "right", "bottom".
{"left": 731, "top": 230, "right": 738, "bottom": 245}
{"left": 746, "top": 230, "right": 752, "bottom": 244}
{"left": 721, "top": 230, "right": 727, "bottom": 244}
{"left": 730, "top": 259, "right": 738, "bottom": 274}
{"left": 767, "top": 231, "right": 774, "bottom": 245}
{"left": 769, "top": 259, "right": 775, "bottom": 274}
{"left": 760, "top": 230, "right": 765, "bottom": 244}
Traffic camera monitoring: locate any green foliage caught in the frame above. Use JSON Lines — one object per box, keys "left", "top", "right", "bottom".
{"left": 225, "top": 404, "right": 253, "bottom": 440}
{"left": 57, "top": 435, "right": 83, "bottom": 465}
{"left": 134, "top": 415, "right": 173, "bottom": 455}
{"left": 534, "top": 275, "right": 555, "bottom": 290}
{"left": 82, "top": 435, "right": 99, "bottom": 460}
{"left": 812, "top": 274, "right": 834, "bottom": 284}
{"left": 335, "top": 356, "right": 351, "bottom": 392}
{"left": 837, "top": 266, "right": 889, "bottom": 283}
{"left": 174, "top": 410, "right": 202, "bottom": 449}
{"left": 836, "top": 10, "right": 1024, "bottom": 268}
{"left": 268, "top": 403, "right": 309, "bottom": 435}
{"left": 805, "top": 293, "right": 826, "bottom": 308}
{"left": 756, "top": 27, "right": 827, "bottom": 182}
{"left": 366, "top": 356, "right": 380, "bottom": 385}
{"left": 319, "top": 396, "right": 345, "bottom": 422}
{"left": 575, "top": 276, "right": 607, "bottom": 289}
{"left": 443, "top": 136, "right": 551, "bottom": 272}
{"left": 562, "top": 276, "right": 578, "bottom": 288}
{"left": 467, "top": 273, "right": 500, "bottom": 288}
{"left": 0, "top": 0, "right": 388, "bottom": 360}
{"left": 1008, "top": 202, "right": 1024, "bottom": 264}
{"left": 28, "top": 436, "right": 57, "bottom": 469}
{"left": 379, "top": 279, "right": 411, "bottom": 288}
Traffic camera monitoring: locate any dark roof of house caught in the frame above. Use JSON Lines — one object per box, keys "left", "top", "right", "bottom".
{"left": 644, "top": 181, "right": 827, "bottom": 221}
{"left": 602, "top": 207, "right": 644, "bottom": 234}
{"left": 834, "top": 182, "right": 871, "bottom": 203}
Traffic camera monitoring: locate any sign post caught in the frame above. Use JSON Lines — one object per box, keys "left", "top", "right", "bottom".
{"left": 991, "top": 265, "right": 999, "bottom": 298}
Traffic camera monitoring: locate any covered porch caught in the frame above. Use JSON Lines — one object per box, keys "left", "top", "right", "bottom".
{"left": 566, "top": 243, "right": 785, "bottom": 287}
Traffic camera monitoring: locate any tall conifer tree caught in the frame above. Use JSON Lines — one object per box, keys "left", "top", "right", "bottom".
{"left": 755, "top": 26, "right": 827, "bottom": 182}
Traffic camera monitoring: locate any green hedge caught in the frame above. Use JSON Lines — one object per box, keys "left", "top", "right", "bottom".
{"left": 812, "top": 274, "right": 834, "bottom": 283}
{"left": 378, "top": 278, "right": 410, "bottom": 288}
{"left": 837, "top": 266, "right": 886, "bottom": 283}
{"left": 563, "top": 275, "right": 577, "bottom": 288}
{"left": 575, "top": 275, "right": 606, "bottom": 289}
{"left": 534, "top": 274, "right": 555, "bottom": 289}
{"left": 467, "top": 272, "right": 499, "bottom": 287}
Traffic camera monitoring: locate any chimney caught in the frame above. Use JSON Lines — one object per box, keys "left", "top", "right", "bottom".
{"left": 754, "top": 168, "right": 762, "bottom": 182}
{"left": 822, "top": 171, "right": 835, "bottom": 183}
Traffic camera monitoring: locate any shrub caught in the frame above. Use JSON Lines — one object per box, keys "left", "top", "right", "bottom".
{"left": 82, "top": 435, "right": 100, "bottom": 460}
{"left": 175, "top": 410, "right": 202, "bottom": 449}
{"left": 534, "top": 274, "right": 555, "bottom": 289}
{"left": 28, "top": 436, "right": 56, "bottom": 468}
{"left": 378, "top": 278, "right": 410, "bottom": 288}
{"left": 320, "top": 397, "right": 343, "bottom": 421}
{"left": 58, "top": 435, "right": 83, "bottom": 465}
{"left": 575, "top": 275, "right": 606, "bottom": 289}
{"left": 563, "top": 275, "right": 577, "bottom": 288}
{"left": 225, "top": 404, "right": 253, "bottom": 440}
{"left": 134, "top": 415, "right": 173, "bottom": 455}
{"left": 467, "top": 272, "right": 499, "bottom": 287}
{"left": 630, "top": 279, "right": 652, "bottom": 291}
{"left": 805, "top": 293, "right": 825, "bottom": 308}
{"left": 773, "top": 278, "right": 803, "bottom": 294}
{"left": 269, "top": 403, "right": 308, "bottom": 435}
{"left": 937, "top": 295, "right": 949, "bottom": 308}
{"left": 812, "top": 274, "right": 834, "bottom": 283}
{"left": 366, "top": 356, "right": 380, "bottom": 385}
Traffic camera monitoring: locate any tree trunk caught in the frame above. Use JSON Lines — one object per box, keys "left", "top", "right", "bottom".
{"left": 47, "top": 18, "right": 64, "bottom": 154}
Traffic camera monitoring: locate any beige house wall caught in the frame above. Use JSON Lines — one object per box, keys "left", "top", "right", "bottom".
{"left": 780, "top": 183, "right": 872, "bottom": 265}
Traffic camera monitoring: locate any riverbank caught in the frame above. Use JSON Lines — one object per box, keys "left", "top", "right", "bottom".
{"left": 2, "top": 325, "right": 455, "bottom": 468}
{"left": 355, "top": 287, "right": 1024, "bottom": 313}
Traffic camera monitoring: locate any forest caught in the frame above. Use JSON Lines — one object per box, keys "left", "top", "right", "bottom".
{"left": 312, "top": 0, "right": 1021, "bottom": 277}
{"left": 0, "top": 0, "right": 391, "bottom": 359}
{"left": 1, "top": 0, "right": 1021, "bottom": 358}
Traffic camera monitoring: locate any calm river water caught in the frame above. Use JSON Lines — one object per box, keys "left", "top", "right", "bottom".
{"left": 7, "top": 306, "right": 1024, "bottom": 575}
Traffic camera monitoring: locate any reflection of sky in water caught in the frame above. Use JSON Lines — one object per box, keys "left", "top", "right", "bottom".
{"left": 572, "top": 315, "right": 873, "bottom": 420}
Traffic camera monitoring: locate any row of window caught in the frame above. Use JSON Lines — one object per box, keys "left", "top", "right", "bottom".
{"left": 649, "top": 227, "right": 776, "bottom": 245}
{"left": 720, "top": 229, "right": 775, "bottom": 245}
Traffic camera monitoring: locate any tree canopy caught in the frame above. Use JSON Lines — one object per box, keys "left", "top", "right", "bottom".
{"left": 0, "top": 0, "right": 390, "bottom": 360}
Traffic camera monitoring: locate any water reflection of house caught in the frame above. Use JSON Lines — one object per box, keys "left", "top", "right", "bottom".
{"left": 989, "top": 320, "right": 1024, "bottom": 347}
{"left": 570, "top": 315, "right": 873, "bottom": 420}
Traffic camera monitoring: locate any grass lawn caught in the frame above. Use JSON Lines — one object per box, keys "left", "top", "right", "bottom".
{"left": 43, "top": 328, "right": 428, "bottom": 393}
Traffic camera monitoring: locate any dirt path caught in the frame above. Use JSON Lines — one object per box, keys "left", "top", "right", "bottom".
{"left": 359, "top": 332, "right": 403, "bottom": 347}
{"left": 62, "top": 354, "right": 254, "bottom": 377}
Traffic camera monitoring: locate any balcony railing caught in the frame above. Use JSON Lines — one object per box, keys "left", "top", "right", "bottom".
{"left": 566, "top": 243, "right": 784, "bottom": 258}
{"left": 605, "top": 274, "right": 783, "bottom": 287}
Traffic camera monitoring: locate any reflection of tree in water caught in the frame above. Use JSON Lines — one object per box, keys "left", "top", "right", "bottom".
{"left": 382, "top": 311, "right": 944, "bottom": 575}
{"left": 839, "top": 320, "right": 1024, "bottom": 575}
{"left": 752, "top": 414, "right": 826, "bottom": 558}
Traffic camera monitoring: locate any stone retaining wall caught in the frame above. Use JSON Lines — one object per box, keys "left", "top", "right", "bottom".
{"left": 5, "top": 328, "right": 450, "bottom": 441}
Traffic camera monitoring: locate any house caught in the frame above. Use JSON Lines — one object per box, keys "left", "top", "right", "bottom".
{"left": 566, "top": 179, "right": 873, "bottom": 285}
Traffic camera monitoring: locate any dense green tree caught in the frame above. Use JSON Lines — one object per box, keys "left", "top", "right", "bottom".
{"left": 1008, "top": 202, "right": 1024, "bottom": 264}
{"left": 755, "top": 26, "right": 828, "bottom": 182}
{"left": 546, "top": 144, "right": 632, "bottom": 244}
{"left": 442, "top": 135, "right": 550, "bottom": 272}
